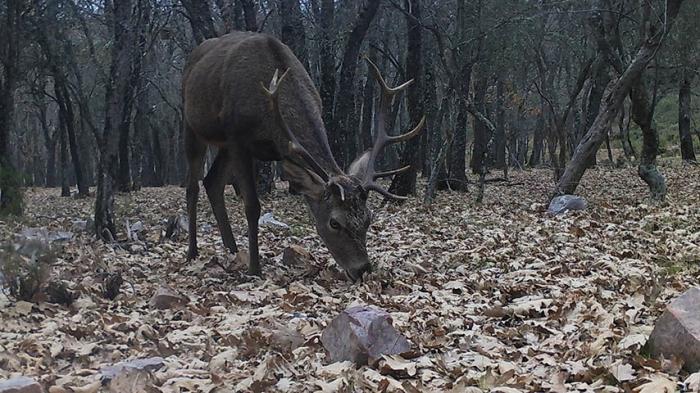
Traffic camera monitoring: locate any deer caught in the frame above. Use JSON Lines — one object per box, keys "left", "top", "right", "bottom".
{"left": 182, "top": 31, "right": 424, "bottom": 281}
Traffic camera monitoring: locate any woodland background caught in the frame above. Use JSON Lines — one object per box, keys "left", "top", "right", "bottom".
{"left": 0, "top": 0, "right": 698, "bottom": 224}
{"left": 2, "top": 1, "right": 700, "bottom": 391}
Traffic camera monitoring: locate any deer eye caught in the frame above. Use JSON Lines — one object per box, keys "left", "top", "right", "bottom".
{"left": 329, "top": 218, "right": 341, "bottom": 230}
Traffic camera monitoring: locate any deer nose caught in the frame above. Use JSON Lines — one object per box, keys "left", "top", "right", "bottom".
{"left": 347, "top": 263, "right": 372, "bottom": 282}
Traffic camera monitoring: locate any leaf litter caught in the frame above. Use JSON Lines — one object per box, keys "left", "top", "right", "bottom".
{"left": 1, "top": 164, "right": 699, "bottom": 392}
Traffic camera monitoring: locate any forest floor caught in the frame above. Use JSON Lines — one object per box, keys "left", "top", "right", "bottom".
{"left": 1, "top": 162, "right": 699, "bottom": 392}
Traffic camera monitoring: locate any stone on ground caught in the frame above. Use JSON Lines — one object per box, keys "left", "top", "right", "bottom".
{"left": 321, "top": 305, "right": 411, "bottom": 365}
{"left": 646, "top": 287, "right": 700, "bottom": 371}
{"left": 0, "top": 377, "right": 42, "bottom": 393}
{"left": 149, "top": 287, "right": 188, "bottom": 310}
{"left": 548, "top": 195, "right": 587, "bottom": 215}
{"left": 282, "top": 245, "right": 312, "bottom": 266}
{"left": 258, "top": 212, "right": 289, "bottom": 229}
{"left": 100, "top": 357, "right": 165, "bottom": 383}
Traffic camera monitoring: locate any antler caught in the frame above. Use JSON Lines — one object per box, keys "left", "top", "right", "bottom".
{"left": 362, "top": 58, "right": 426, "bottom": 200}
{"left": 261, "top": 69, "right": 330, "bottom": 182}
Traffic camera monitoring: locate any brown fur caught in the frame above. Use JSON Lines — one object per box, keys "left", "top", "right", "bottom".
{"left": 182, "top": 32, "right": 372, "bottom": 279}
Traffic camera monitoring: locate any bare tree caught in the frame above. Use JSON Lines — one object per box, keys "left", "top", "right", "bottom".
{"left": 330, "top": 0, "right": 381, "bottom": 168}
{"left": 554, "top": 0, "right": 686, "bottom": 199}
{"left": 0, "top": 0, "right": 27, "bottom": 215}
{"left": 95, "top": 0, "right": 143, "bottom": 239}
{"left": 389, "top": 0, "right": 424, "bottom": 197}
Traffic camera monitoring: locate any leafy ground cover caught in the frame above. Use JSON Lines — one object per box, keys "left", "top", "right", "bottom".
{"left": 1, "top": 162, "right": 699, "bottom": 392}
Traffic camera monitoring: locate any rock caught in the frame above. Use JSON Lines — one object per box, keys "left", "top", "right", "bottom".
{"left": 163, "top": 214, "right": 188, "bottom": 240}
{"left": 209, "top": 348, "right": 238, "bottom": 373}
{"left": 548, "top": 195, "right": 587, "bottom": 215}
{"left": 282, "top": 245, "right": 312, "bottom": 266}
{"left": 17, "top": 227, "right": 73, "bottom": 243}
{"left": 258, "top": 212, "right": 289, "bottom": 229}
{"left": 126, "top": 220, "right": 145, "bottom": 241}
{"left": 646, "top": 287, "right": 700, "bottom": 371}
{"left": 0, "top": 377, "right": 42, "bottom": 393}
{"left": 149, "top": 287, "right": 188, "bottom": 310}
{"left": 321, "top": 305, "right": 411, "bottom": 365}
{"left": 100, "top": 357, "right": 165, "bottom": 383}
{"left": 71, "top": 218, "right": 94, "bottom": 233}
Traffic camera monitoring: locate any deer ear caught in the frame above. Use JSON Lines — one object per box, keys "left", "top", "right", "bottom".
{"left": 282, "top": 160, "right": 325, "bottom": 200}
{"left": 347, "top": 151, "right": 371, "bottom": 180}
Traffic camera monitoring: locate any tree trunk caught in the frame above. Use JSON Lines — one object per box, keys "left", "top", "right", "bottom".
{"left": 181, "top": 0, "right": 218, "bottom": 43}
{"left": 318, "top": 0, "right": 335, "bottom": 129}
{"left": 529, "top": 98, "right": 546, "bottom": 166}
{"left": 630, "top": 77, "right": 666, "bottom": 200}
{"left": 389, "top": 0, "right": 423, "bottom": 197}
{"left": 470, "top": 71, "right": 489, "bottom": 175}
{"left": 421, "top": 58, "right": 437, "bottom": 176}
{"left": 618, "top": 103, "right": 634, "bottom": 159}
{"left": 331, "top": 0, "right": 381, "bottom": 168}
{"left": 554, "top": 0, "right": 684, "bottom": 197}
{"left": 583, "top": 57, "right": 610, "bottom": 168}
{"left": 678, "top": 71, "right": 696, "bottom": 162}
{"left": 359, "top": 42, "right": 377, "bottom": 153}
{"left": 0, "top": 0, "right": 24, "bottom": 216}
{"left": 279, "top": 0, "right": 308, "bottom": 67}
{"left": 241, "top": 0, "right": 258, "bottom": 31}
{"left": 57, "top": 81, "right": 89, "bottom": 196}
{"left": 34, "top": 88, "right": 57, "bottom": 186}
{"left": 605, "top": 131, "right": 614, "bottom": 162}
{"left": 445, "top": 105, "right": 469, "bottom": 191}
{"left": 95, "top": 0, "right": 139, "bottom": 240}
{"left": 117, "top": 0, "right": 149, "bottom": 192}
{"left": 492, "top": 78, "right": 506, "bottom": 169}
{"left": 59, "top": 118, "right": 70, "bottom": 197}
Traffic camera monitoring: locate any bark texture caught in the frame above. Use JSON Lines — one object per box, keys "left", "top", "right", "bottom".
{"left": 95, "top": 0, "right": 140, "bottom": 239}
{"left": 331, "top": 0, "right": 381, "bottom": 168}
{"left": 678, "top": 72, "right": 696, "bottom": 162}
{"left": 554, "top": 0, "right": 684, "bottom": 198}
{"left": 389, "top": 0, "right": 423, "bottom": 197}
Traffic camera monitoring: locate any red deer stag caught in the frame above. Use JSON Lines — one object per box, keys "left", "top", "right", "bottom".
{"left": 182, "top": 32, "right": 424, "bottom": 280}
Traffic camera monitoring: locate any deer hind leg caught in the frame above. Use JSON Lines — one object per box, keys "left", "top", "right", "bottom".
{"left": 230, "top": 150, "right": 262, "bottom": 276}
{"left": 203, "top": 148, "right": 238, "bottom": 255}
{"left": 185, "top": 127, "right": 206, "bottom": 261}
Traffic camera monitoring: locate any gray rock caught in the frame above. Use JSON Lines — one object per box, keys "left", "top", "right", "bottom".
{"left": 100, "top": 357, "right": 165, "bottom": 382}
{"left": 17, "top": 227, "right": 73, "bottom": 243}
{"left": 258, "top": 212, "right": 289, "bottom": 229}
{"left": 282, "top": 245, "right": 311, "bottom": 266}
{"left": 646, "top": 287, "right": 700, "bottom": 371}
{"left": 71, "top": 218, "right": 95, "bottom": 233}
{"left": 0, "top": 377, "right": 42, "bottom": 393}
{"left": 149, "top": 287, "right": 188, "bottom": 310}
{"left": 548, "top": 195, "right": 587, "bottom": 215}
{"left": 321, "top": 305, "right": 411, "bottom": 365}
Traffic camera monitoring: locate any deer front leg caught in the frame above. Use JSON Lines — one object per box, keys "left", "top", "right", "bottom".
{"left": 231, "top": 152, "right": 262, "bottom": 276}
{"left": 203, "top": 148, "right": 238, "bottom": 255}
{"left": 185, "top": 130, "right": 206, "bottom": 261}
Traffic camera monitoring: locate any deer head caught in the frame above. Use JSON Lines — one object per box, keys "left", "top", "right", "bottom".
{"left": 262, "top": 60, "right": 425, "bottom": 281}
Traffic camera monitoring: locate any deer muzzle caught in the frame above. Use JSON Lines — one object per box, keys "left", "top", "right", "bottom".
{"left": 346, "top": 262, "right": 373, "bottom": 282}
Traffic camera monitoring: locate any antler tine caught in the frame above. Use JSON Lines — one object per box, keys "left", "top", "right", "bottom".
{"left": 365, "top": 184, "right": 408, "bottom": 201}
{"left": 387, "top": 115, "right": 426, "bottom": 144}
{"left": 261, "top": 69, "right": 330, "bottom": 182}
{"left": 364, "top": 57, "right": 414, "bottom": 95}
{"left": 373, "top": 165, "right": 410, "bottom": 180}
{"left": 360, "top": 57, "right": 427, "bottom": 200}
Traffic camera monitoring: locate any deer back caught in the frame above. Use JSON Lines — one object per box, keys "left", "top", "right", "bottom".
{"left": 183, "top": 32, "right": 339, "bottom": 170}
